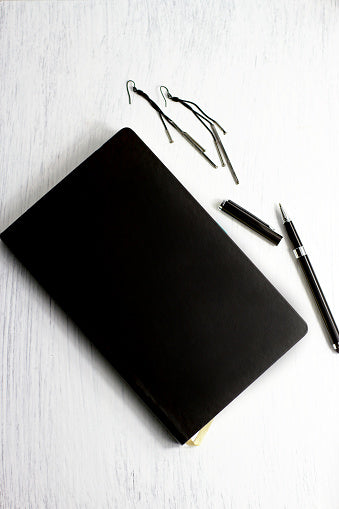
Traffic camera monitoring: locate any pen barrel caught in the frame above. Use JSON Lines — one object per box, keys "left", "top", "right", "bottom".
{"left": 298, "top": 254, "right": 339, "bottom": 347}
{"left": 284, "top": 221, "right": 303, "bottom": 249}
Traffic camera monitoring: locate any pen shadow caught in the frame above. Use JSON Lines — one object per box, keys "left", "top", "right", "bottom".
{"left": 0, "top": 125, "right": 180, "bottom": 448}
{"left": 274, "top": 205, "right": 336, "bottom": 354}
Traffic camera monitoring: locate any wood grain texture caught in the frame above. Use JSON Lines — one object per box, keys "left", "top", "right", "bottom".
{"left": 1, "top": 1, "right": 339, "bottom": 508}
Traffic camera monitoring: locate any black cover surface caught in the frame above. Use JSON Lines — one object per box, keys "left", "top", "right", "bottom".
{"left": 1, "top": 128, "right": 308, "bottom": 444}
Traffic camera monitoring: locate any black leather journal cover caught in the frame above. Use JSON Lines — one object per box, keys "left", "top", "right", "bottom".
{"left": 1, "top": 128, "right": 307, "bottom": 444}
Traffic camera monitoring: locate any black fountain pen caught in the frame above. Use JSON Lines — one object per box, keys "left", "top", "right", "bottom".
{"left": 279, "top": 204, "right": 339, "bottom": 352}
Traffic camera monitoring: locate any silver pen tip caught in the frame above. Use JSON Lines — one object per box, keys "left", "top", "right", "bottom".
{"left": 279, "top": 203, "right": 290, "bottom": 223}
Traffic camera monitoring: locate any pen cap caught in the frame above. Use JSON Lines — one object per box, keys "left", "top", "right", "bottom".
{"left": 219, "top": 200, "right": 283, "bottom": 245}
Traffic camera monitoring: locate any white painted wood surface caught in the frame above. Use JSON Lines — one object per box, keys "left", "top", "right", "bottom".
{"left": 1, "top": 1, "right": 339, "bottom": 507}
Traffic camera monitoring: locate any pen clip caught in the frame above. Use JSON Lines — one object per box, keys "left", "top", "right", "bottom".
{"left": 219, "top": 200, "right": 283, "bottom": 245}
{"left": 226, "top": 200, "right": 271, "bottom": 228}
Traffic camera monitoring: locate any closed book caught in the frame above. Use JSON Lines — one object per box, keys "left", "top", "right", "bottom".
{"left": 0, "top": 128, "right": 308, "bottom": 444}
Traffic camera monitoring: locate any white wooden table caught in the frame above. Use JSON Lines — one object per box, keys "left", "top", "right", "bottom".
{"left": 1, "top": 1, "right": 339, "bottom": 508}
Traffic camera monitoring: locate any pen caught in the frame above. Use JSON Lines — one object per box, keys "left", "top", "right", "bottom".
{"left": 279, "top": 204, "right": 339, "bottom": 352}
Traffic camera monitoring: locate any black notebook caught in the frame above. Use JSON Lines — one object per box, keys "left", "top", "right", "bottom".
{"left": 1, "top": 127, "right": 308, "bottom": 444}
